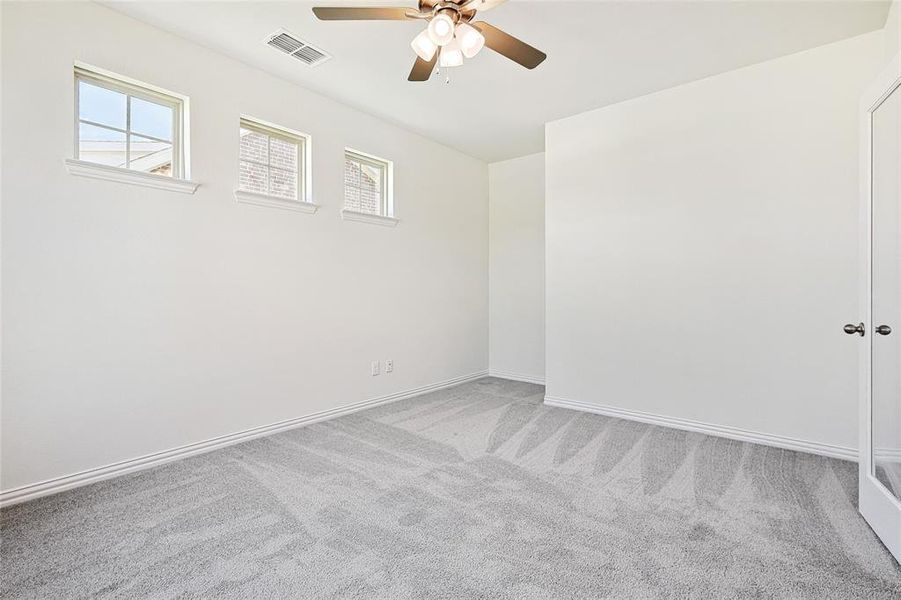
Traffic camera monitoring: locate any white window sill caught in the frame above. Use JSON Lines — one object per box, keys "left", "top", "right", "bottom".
{"left": 64, "top": 159, "right": 199, "bottom": 194}
{"left": 341, "top": 209, "right": 399, "bottom": 227}
{"left": 234, "top": 190, "right": 320, "bottom": 214}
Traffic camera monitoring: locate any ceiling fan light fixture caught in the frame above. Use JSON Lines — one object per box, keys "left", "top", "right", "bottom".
{"left": 427, "top": 12, "right": 455, "bottom": 46}
{"left": 439, "top": 38, "right": 464, "bottom": 67}
{"left": 455, "top": 22, "right": 485, "bottom": 58}
{"left": 411, "top": 28, "right": 438, "bottom": 61}
{"left": 311, "top": 2, "right": 548, "bottom": 81}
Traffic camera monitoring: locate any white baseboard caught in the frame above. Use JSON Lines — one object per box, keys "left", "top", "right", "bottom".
{"left": 544, "top": 395, "right": 857, "bottom": 461}
{"left": 0, "top": 370, "right": 488, "bottom": 508}
{"left": 874, "top": 448, "right": 901, "bottom": 462}
{"left": 488, "top": 369, "right": 545, "bottom": 385}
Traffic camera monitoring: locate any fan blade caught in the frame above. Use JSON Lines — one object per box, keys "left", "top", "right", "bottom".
{"left": 408, "top": 54, "right": 437, "bottom": 82}
{"left": 460, "top": 0, "right": 508, "bottom": 12}
{"left": 473, "top": 21, "right": 546, "bottom": 69}
{"left": 312, "top": 7, "right": 414, "bottom": 20}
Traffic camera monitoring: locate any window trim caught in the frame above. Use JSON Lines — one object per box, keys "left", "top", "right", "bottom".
{"left": 343, "top": 147, "right": 394, "bottom": 220}
{"left": 340, "top": 208, "right": 399, "bottom": 227}
{"left": 74, "top": 63, "right": 188, "bottom": 180}
{"left": 63, "top": 158, "right": 199, "bottom": 194}
{"left": 236, "top": 116, "right": 314, "bottom": 211}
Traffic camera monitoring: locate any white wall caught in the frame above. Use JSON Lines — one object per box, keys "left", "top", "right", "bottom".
{"left": 488, "top": 153, "right": 545, "bottom": 383}
{"left": 545, "top": 32, "right": 884, "bottom": 453}
{"left": 885, "top": 0, "right": 901, "bottom": 60}
{"left": 0, "top": 2, "right": 488, "bottom": 492}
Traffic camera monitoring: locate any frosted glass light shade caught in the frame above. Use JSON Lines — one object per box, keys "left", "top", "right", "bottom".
{"left": 411, "top": 29, "right": 438, "bottom": 61}
{"left": 456, "top": 22, "right": 485, "bottom": 58}
{"left": 427, "top": 13, "right": 455, "bottom": 46}
{"left": 439, "top": 38, "right": 463, "bottom": 67}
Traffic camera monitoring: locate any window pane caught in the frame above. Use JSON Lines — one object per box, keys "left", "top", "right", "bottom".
{"left": 359, "top": 163, "right": 382, "bottom": 215}
{"left": 240, "top": 128, "right": 268, "bottom": 164}
{"left": 269, "top": 137, "right": 297, "bottom": 171}
{"left": 344, "top": 185, "right": 361, "bottom": 212}
{"left": 78, "top": 80, "right": 126, "bottom": 130}
{"left": 130, "top": 96, "right": 172, "bottom": 141}
{"left": 269, "top": 167, "right": 297, "bottom": 200}
{"left": 344, "top": 159, "right": 362, "bottom": 212}
{"left": 79, "top": 122, "right": 126, "bottom": 167}
{"left": 361, "top": 163, "right": 381, "bottom": 188}
{"left": 239, "top": 160, "right": 268, "bottom": 195}
{"left": 344, "top": 158, "right": 361, "bottom": 188}
{"left": 129, "top": 134, "right": 173, "bottom": 176}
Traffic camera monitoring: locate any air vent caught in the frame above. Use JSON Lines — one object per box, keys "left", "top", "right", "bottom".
{"left": 265, "top": 29, "right": 331, "bottom": 67}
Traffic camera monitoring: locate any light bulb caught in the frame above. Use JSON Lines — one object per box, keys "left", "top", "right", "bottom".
{"left": 439, "top": 38, "right": 463, "bottom": 68}
{"left": 427, "top": 13, "right": 455, "bottom": 46}
{"left": 455, "top": 22, "right": 485, "bottom": 59}
{"left": 411, "top": 28, "right": 437, "bottom": 61}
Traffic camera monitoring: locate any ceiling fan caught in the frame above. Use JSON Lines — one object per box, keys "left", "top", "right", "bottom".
{"left": 312, "top": 0, "right": 547, "bottom": 81}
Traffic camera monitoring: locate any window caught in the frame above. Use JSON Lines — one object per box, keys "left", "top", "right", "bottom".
{"left": 344, "top": 149, "right": 392, "bottom": 218}
{"left": 75, "top": 65, "right": 185, "bottom": 179}
{"left": 238, "top": 117, "right": 311, "bottom": 206}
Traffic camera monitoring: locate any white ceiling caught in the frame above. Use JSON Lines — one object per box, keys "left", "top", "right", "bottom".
{"left": 103, "top": 0, "right": 890, "bottom": 162}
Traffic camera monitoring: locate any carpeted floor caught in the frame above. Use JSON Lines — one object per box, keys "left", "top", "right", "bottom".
{"left": 2, "top": 377, "right": 900, "bottom": 599}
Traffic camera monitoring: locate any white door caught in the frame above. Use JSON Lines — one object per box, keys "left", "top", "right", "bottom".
{"left": 857, "top": 53, "right": 901, "bottom": 563}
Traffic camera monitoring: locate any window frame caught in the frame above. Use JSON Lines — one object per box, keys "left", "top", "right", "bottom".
{"left": 237, "top": 116, "right": 312, "bottom": 205}
{"left": 74, "top": 64, "right": 186, "bottom": 179}
{"left": 344, "top": 148, "right": 394, "bottom": 218}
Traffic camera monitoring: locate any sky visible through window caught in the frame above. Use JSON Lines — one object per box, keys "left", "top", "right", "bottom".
{"left": 78, "top": 78, "right": 175, "bottom": 176}
{"left": 79, "top": 81, "right": 172, "bottom": 141}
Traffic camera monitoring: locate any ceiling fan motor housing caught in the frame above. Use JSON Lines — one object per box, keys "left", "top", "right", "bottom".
{"left": 311, "top": 0, "right": 547, "bottom": 79}
{"left": 421, "top": 1, "right": 477, "bottom": 22}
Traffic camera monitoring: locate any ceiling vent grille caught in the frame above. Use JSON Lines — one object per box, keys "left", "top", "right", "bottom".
{"left": 265, "top": 30, "right": 331, "bottom": 67}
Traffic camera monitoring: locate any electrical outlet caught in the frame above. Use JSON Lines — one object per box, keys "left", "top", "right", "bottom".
{"left": 385, "top": 359, "right": 394, "bottom": 373}
{"left": 371, "top": 361, "right": 380, "bottom": 376}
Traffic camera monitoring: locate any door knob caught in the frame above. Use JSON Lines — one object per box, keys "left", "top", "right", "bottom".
{"left": 844, "top": 322, "right": 865, "bottom": 336}
{"left": 876, "top": 325, "right": 892, "bottom": 336}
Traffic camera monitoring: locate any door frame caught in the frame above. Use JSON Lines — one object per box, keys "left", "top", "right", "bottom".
{"left": 859, "top": 50, "right": 901, "bottom": 564}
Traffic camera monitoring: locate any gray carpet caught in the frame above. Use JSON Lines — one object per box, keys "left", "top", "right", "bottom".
{"left": 2, "top": 377, "right": 900, "bottom": 599}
